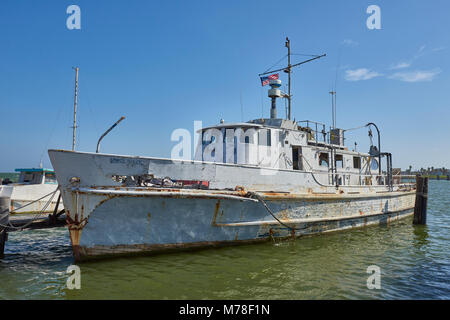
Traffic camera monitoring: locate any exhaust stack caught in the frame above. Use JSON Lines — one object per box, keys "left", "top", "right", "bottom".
{"left": 268, "top": 79, "right": 282, "bottom": 119}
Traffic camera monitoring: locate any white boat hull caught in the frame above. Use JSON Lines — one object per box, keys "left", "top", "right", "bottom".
{"left": 68, "top": 188, "right": 415, "bottom": 261}
{"left": 9, "top": 184, "right": 62, "bottom": 214}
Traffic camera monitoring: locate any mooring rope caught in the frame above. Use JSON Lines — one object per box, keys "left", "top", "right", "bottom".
{"left": 247, "top": 191, "right": 306, "bottom": 232}
{"left": 2, "top": 190, "right": 59, "bottom": 214}
{"left": 0, "top": 190, "right": 58, "bottom": 230}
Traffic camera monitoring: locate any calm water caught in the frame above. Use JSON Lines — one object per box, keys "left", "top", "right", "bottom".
{"left": 1, "top": 180, "right": 449, "bottom": 300}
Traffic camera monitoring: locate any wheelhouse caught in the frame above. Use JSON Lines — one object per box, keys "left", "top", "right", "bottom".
{"left": 15, "top": 168, "right": 57, "bottom": 185}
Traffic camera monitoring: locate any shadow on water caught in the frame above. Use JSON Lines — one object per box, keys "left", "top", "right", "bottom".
{"left": 1, "top": 181, "right": 449, "bottom": 299}
{"left": 413, "top": 224, "right": 430, "bottom": 248}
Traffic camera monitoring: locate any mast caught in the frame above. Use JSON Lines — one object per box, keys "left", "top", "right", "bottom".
{"left": 258, "top": 39, "right": 326, "bottom": 121}
{"left": 72, "top": 67, "right": 79, "bottom": 151}
{"left": 285, "top": 37, "right": 292, "bottom": 120}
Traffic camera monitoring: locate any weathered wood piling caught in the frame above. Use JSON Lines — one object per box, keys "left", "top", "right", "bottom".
{"left": 413, "top": 175, "right": 428, "bottom": 225}
{"left": 0, "top": 196, "right": 10, "bottom": 258}
{"left": 0, "top": 230, "right": 6, "bottom": 259}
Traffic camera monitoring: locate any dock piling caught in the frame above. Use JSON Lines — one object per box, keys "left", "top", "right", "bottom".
{"left": 48, "top": 193, "right": 65, "bottom": 225}
{"left": 0, "top": 229, "right": 6, "bottom": 259}
{"left": 413, "top": 175, "right": 428, "bottom": 225}
{"left": 0, "top": 194, "right": 10, "bottom": 259}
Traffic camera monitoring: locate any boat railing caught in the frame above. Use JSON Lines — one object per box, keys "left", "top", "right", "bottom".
{"left": 305, "top": 171, "right": 416, "bottom": 188}
{"left": 298, "top": 120, "right": 327, "bottom": 144}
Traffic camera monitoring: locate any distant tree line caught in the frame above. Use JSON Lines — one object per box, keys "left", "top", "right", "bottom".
{"left": 404, "top": 166, "right": 449, "bottom": 177}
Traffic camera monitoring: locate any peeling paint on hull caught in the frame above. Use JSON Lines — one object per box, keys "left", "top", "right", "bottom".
{"left": 72, "top": 192, "right": 415, "bottom": 261}
{"left": 75, "top": 209, "right": 414, "bottom": 261}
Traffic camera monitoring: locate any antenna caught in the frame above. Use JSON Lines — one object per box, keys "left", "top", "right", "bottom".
{"left": 330, "top": 47, "right": 341, "bottom": 130}
{"left": 72, "top": 67, "right": 79, "bottom": 151}
{"left": 240, "top": 90, "right": 244, "bottom": 122}
{"left": 329, "top": 90, "right": 336, "bottom": 128}
{"left": 259, "top": 38, "right": 326, "bottom": 120}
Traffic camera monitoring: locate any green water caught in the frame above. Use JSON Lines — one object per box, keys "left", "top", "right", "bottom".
{"left": 1, "top": 180, "right": 449, "bottom": 299}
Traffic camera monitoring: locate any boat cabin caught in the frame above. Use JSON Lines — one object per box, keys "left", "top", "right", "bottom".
{"left": 194, "top": 118, "right": 386, "bottom": 186}
{"left": 15, "top": 168, "right": 57, "bottom": 185}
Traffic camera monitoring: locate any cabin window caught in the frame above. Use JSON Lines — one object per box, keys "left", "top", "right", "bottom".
{"left": 353, "top": 156, "right": 361, "bottom": 169}
{"left": 258, "top": 129, "right": 271, "bottom": 146}
{"left": 335, "top": 154, "right": 343, "bottom": 168}
{"left": 44, "top": 172, "right": 57, "bottom": 184}
{"left": 23, "top": 173, "right": 33, "bottom": 183}
{"left": 319, "top": 153, "right": 329, "bottom": 167}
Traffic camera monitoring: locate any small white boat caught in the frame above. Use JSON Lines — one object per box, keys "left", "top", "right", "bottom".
{"left": 7, "top": 168, "right": 62, "bottom": 214}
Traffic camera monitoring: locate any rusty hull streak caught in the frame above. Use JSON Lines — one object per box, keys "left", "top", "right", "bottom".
{"left": 74, "top": 186, "right": 416, "bottom": 202}
{"left": 66, "top": 210, "right": 89, "bottom": 261}
{"left": 211, "top": 200, "right": 221, "bottom": 226}
{"left": 92, "top": 194, "right": 117, "bottom": 211}
{"left": 75, "top": 188, "right": 251, "bottom": 202}
{"left": 258, "top": 190, "right": 416, "bottom": 201}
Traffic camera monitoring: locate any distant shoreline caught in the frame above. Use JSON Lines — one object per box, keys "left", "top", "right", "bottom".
{"left": 0, "top": 172, "right": 19, "bottom": 183}
{"left": 420, "top": 175, "right": 450, "bottom": 180}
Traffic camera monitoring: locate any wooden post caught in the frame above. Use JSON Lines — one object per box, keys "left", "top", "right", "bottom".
{"left": 0, "top": 195, "right": 9, "bottom": 259}
{"left": 0, "top": 230, "right": 6, "bottom": 259}
{"left": 413, "top": 175, "right": 428, "bottom": 225}
{"left": 49, "top": 193, "right": 61, "bottom": 225}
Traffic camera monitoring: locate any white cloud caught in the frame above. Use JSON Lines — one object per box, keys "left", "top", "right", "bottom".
{"left": 432, "top": 46, "right": 445, "bottom": 52}
{"left": 390, "top": 62, "right": 411, "bottom": 70}
{"left": 388, "top": 69, "right": 441, "bottom": 82}
{"left": 341, "top": 39, "right": 358, "bottom": 47}
{"left": 344, "top": 68, "right": 381, "bottom": 81}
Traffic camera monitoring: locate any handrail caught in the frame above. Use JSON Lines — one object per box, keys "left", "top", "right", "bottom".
{"left": 298, "top": 120, "right": 327, "bottom": 143}
{"left": 300, "top": 170, "right": 416, "bottom": 188}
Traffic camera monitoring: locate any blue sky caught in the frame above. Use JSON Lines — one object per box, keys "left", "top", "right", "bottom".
{"left": 0, "top": 0, "right": 449, "bottom": 171}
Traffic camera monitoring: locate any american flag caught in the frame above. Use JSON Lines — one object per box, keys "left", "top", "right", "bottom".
{"left": 260, "top": 73, "right": 279, "bottom": 86}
